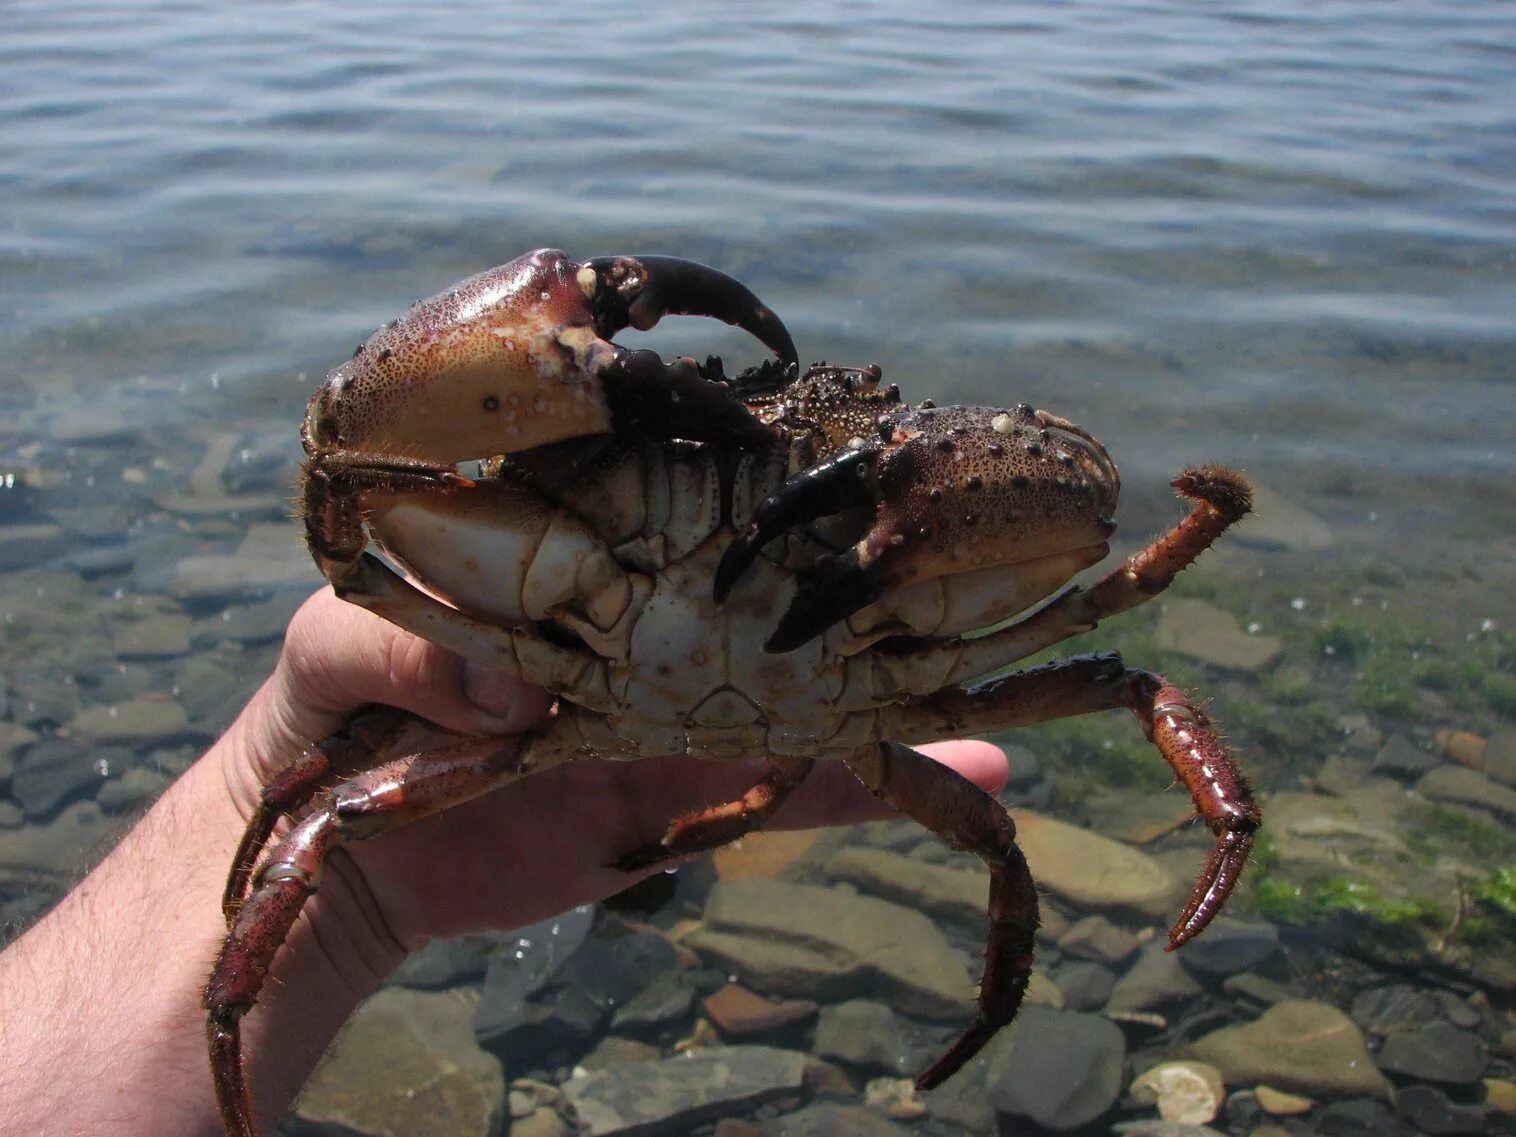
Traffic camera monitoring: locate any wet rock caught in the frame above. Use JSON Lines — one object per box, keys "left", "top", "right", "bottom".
{"left": 1107, "top": 939, "right": 1203, "bottom": 1016}
{"left": 0, "top": 801, "right": 112, "bottom": 889}
{"left": 1395, "top": 1084, "right": 1496, "bottom": 1135}
{"left": 171, "top": 522, "right": 313, "bottom": 602}
{"left": 825, "top": 846, "right": 988, "bottom": 925}
{"left": 1481, "top": 724, "right": 1516, "bottom": 787}
{"left": 863, "top": 1076, "right": 926, "bottom": 1120}
{"left": 610, "top": 967, "right": 696, "bottom": 1034}
{"left": 1417, "top": 765, "right": 1516, "bottom": 819}
{"left": 1155, "top": 598, "right": 1281, "bottom": 672}
{"left": 1371, "top": 735, "right": 1438, "bottom": 779}
{"left": 1221, "top": 972, "right": 1294, "bottom": 1008}
{"left": 10, "top": 738, "right": 103, "bottom": 818}
{"left": 1013, "top": 811, "right": 1183, "bottom": 923}
{"left": 1130, "top": 1060, "right": 1226, "bottom": 1125}
{"left": 1111, "top": 1123, "right": 1227, "bottom": 1137}
{"left": 683, "top": 879, "right": 974, "bottom": 1020}
{"left": 288, "top": 986, "right": 503, "bottom": 1137}
{"left": 1313, "top": 1097, "right": 1396, "bottom": 1137}
{"left": 173, "top": 653, "right": 261, "bottom": 730}
{"left": 511, "top": 1107, "right": 567, "bottom": 1137}
{"left": 112, "top": 611, "right": 192, "bottom": 659}
{"left": 1376, "top": 1020, "right": 1487, "bottom": 1086}
{"left": 812, "top": 999, "right": 913, "bottom": 1075}
{"left": 1255, "top": 1084, "right": 1314, "bottom": 1115}
{"left": 1336, "top": 713, "right": 1384, "bottom": 756}
{"left": 576, "top": 1035, "right": 661, "bottom": 1071}
{"left": 194, "top": 592, "right": 304, "bottom": 646}
{"left": 392, "top": 935, "right": 497, "bottom": 990}
{"left": 1314, "top": 754, "right": 1370, "bottom": 796}
{"left": 1349, "top": 983, "right": 1441, "bottom": 1036}
{"left": 762, "top": 1102, "right": 915, "bottom": 1137}
{"left": 0, "top": 800, "right": 23, "bottom": 828}
{"left": 0, "top": 522, "right": 69, "bottom": 571}
{"left": 713, "top": 829, "right": 818, "bottom": 880}
{"left": 562, "top": 1044, "right": 809, "bottom": 1136}
{"left": 1082, "top": 789, "right": 1198, "bottom": 845}
{"left": 96, "top": 764, "right": 170, "bottom": 813}
{"left": 64, "top": 544, "right": 136, "bottom": 580}
{"left": 1484, "top": 1077, "right": 1516, "bottom": 1115}
{"left": 1174, "top": 917, "right": 1279, "bottom": 978}
{"left": 704, "top": 983, "right": 817, "bottom": 1036}
{"left": 0, "top": 721, "right": 37, "bottom": 782}
{"left": 1186, "top": 1000, "right": 1390, "bottom": 1100}
{"left": 1437, "top": 729, "right": 1488, "bottom": 770}
{"left": 1232, "top": 483, "right": 1333, "bottom": 551}
{"left": 1057, "top": 914, "right": 1141, "bottom": 965}
{"left": 68, "top": 694, "right": 191, "bottom": 743}
{"left": 1049, "top": 959, "right": 1116, "bottom": 1011}
{"left": 983, "top": 1005, "right": 1125, "bottom": 1129}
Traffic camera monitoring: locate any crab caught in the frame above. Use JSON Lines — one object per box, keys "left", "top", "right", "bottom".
{"left": 205, "top": 249, "right": 1262, "bottom": 1137}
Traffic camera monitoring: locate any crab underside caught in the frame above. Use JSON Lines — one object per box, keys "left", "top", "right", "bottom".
{"left": 204, "top": 249, "right": 1262, "bottom": 1137}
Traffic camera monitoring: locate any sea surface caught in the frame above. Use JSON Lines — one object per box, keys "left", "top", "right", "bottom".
{"left": 2, "top": 0, "right": 1514, "bottom": 1131}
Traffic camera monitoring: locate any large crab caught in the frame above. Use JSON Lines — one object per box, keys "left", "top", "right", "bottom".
{"left": 205, "top": 249, "right": 1261, "bottom": 1137}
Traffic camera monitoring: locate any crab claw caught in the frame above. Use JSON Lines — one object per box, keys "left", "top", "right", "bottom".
{"left": 303, "top": 248, "right": 793, "bottom": 467}
{"left": 719, "top": 401, "right": 1121, "bottom": 652}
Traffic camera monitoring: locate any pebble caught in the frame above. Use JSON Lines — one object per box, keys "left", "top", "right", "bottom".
{"left": 291, "top": 986, "right": 504, "bottom": 1137}
{"left": 1481, "top": 724, "right": 1516, "bottom": 786}
{"left": 1349, "top": 983, "right": 1441, "bottom": 1036}
{"left": 1058, "top": 914, "right": 1142, "bottom": 965}
{"left": 765, "top": 1103, "right": 917, "bottom": 1136}
{"left": 983, "top": 1005, "right": 1127, "bottom": 1130}
{"left": 68, "top": 694, "right": 191, "bottom": 743}
{"left": 1049, "top": 959, "right": 1116, "bottom": 1012}
{"left": 1376, "top": 1020, "right": 1488, "bottom": 1086}
{"left": 1012, "top": 810, "right": 1183, "bottom": 923}
{"left": 391, "top": 935, "right": 497, "bottom": 990}
{"left": 1484, "top": 1077, "right": 1516, "bottom": 1114}
{"left": 862, "top": 1076, "right": 926, "bottom": 1120}
{"left": 10, "top": 738, "right": 104, "bottom": 818}
{"left": 111, "top": 611, "right": 192, "bottom": 659}
{"left": 96, "top": 764, "right": 170, "bottom": 813}
{"left": 1186, "top": 1000, "right": 1390, "bottom": 1100}
{"left": 0, "top": 721, "right": 38, "bottom": 781}
{"left": 824, "top": 845, "right": 989, "bottom": 926}
{"left": 1436, "top": 729, "right": 1487, "bottom": 769}
{"left": 609, "top": 968, "right": 696, "bottom": 1034}
{"left": 1155, "top": 598, "right": 1282, "bottom": 672}
{"left": 1129, "top": 1060, "right": 1226, "bottom": 1124}
{"left": 0, "top": 801, "right": 112, "bottom": 888}
{"left": 1174, "top": 917, "right": 1279, "bottom": 978}
{"left": 1417, "top": 764, "right": 1516, "bottom": 819}
{"left": 1396, "top": 1084, "right": 1498, "bottom": 1134}
{"left": 812, "top": 1000, "right": 913, "bottom": 1075}
{"left": 1106, "top": 939, "right": 1203, "bottom": 1016}
{"left": 0, "top": 522, "right": 68, "bottom": 572}
{"left": 576, "top": 1035, "right": 661, "bottom": 1071}
{"left": 684, "top": 879, "right": 973, "bottom": 1020}
{"left": 1254, "top": 1084, "right": 1313, "bottom": 1115}
{"left": 511, "top": 1107, "right": 566, "bottom": 1137}
{"left": 1370, "top": 734, "right": 1439, "bottom": 778}
{"left": 1231, "top": 483, "right": 1333, "bottom": 551}
{"left": 1313, "top": 1098, "right": 1395, "bottom": 1136}
{"left": 561, "top": 1044, "right": 809, "bottom": 1137}
{"left": 704, "top": 984, "right": 817, "bottom": 1036}
{"left": 1222, "top": 973, "right": 1294, "bottom": 1008}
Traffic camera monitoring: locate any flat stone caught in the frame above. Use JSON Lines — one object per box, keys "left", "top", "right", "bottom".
{"left": 10, "top": 738, "right": 103, "bottom": 818}
{"left": 0, "top": 721, "right": 38, "bottom": 781}
{"left": 1112, "top": 1124, "right": 1227, "bottom": 1137}
{"left": 1371, "top": 735, "right": 1438, "bottom": 779}
{"left": 1349, "top": 983, "right": 1441, "bottom": 1037}
{"left": 562, "top": 1044, "right": 809, "bottom": 1136}
{"left": 1418, "top": 764, "right": 1516, "bottom": 819}
{"left": 610, "top": 968, "right": 696, "bottom": 1034}
{"left": 1129, "top": 1060, "right": 1226, "bottom": 1124}
{"left": 1049, "top": 959, "right": 1116, "bottom": 1012}
{"left": 1186, "top": 1000, "right": 1390, "bottom": 1100}
{"left": 289, "top": 986, "right": 503, "bottom": 1137}
{"left": 704, "top": 983, "right": 817, "bottom": 1036}
{"left": 68, "top": 694, "right": 190, "bottom": 743}
{"left": 714, "top": 829, "right": 818, "bottom": 880}
{"left": 1231, "top": 483, "right": 1333, "bottom": 551}
{"left": 511, "top": 1107, "right": 567, "bottom": 1137}
{"left": 1254, "top": 1084, "right": 1313, "bottom": 1115}
{"left": 983, "top": 1005, "right": 1126, "bottom": 1130}
{"left": 1106, "top": 940, "right": 1203, "bottom": 1016}
{"left": 1376, "top": 1020, "right": 1488, "bottom": 1086}
{"left": 1155, "top": 598, "right": 1282, "bottom": 672}
{"left": 825, "top": 846, "right": 989, "bottom": 926}
{"left": 1481, "top": 725, "right": 1516, "bottom": 787}
{"left": 194, "top": 592, "right": 306, "bottom": 646}
{"left": 1057, "top": 914, "right": 1142, "bottom": 965}
{"left": 1436, "top": 729, "right": 1487, "bottom": 770}
{"left": 684, "top": 880, "right": 973, "bottom": 1021}
{"left": 391, "top": 935, "right": 498, "bottom": 990}
{"left": 112, "top": 612, "right": 192, "bottom": 659}
{"left": 0, "top": 522, "right": 68, "bottom": 571}
{"left": 1396, "top": 1083, "right": 1498, "bottom": 1135}
{"left": 96, "top": 764, "right": 171, "bottom": 813}
{"left": 762, "top": 1103, "right": 916, "bottom": 1136}
{"left": 1012, "top": 811, "right": 1183, "bottom": 923}
{"left": 171, "top": 523, "right": 313, "bottom": 601}
{"left": 812, "top": 999, "right": 913, "bottom": 1075}
{"left": 1174, "top": 918, "right": 1279, "bottom": 978}
{"left": 863, "top": 1076, "right": 926, "bottom": 1120}
{"left": 576, "top": 1036, "right": 661, "bottom": 1072}
{"left": 1081, "top": 789, "right": 1199, "bottom": 845}
{"left": 1221, "top": 973, "right": 1295, "bottom": 1008}
{"left": 0, "top": 801, "right": 112, "bottom": 888}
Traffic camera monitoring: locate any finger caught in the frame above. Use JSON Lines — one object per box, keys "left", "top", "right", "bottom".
{"left": 768, "top": 739, "right": 1009, "bottom": 831}
{"left": 273, "top": 589, "right": 554, "bottom": 741}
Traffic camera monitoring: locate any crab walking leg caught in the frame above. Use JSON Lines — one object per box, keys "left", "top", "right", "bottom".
{"left": 843, "top": 740, "right": 1038, "bottom": 1090}
{"left": 223, "top": 706, "right": 414, "bottom": 922}
{"left": 879, "top": 653, "right": 1261, "bottom": 947}
{"left": 205, "top": 734, "right": 559, "bottom": 1137}
{"left": 854, "top": 465, "right": 1252, "bottom": 700}
{"left": 611, "top": 755, "right": 815, "bottom": 871}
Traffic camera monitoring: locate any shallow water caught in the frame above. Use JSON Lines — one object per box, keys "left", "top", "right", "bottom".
{"left": 2, "top": 0, "right": 1515, "bottom": 1131}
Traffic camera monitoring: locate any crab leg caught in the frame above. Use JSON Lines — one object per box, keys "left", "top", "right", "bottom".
{"left": 223, "top": 706, "right": 413, "bottom": 922}
{"left": 206, "top": 733, "right": 560, "bottom": 1137}
{"left": 842, "top": 739, "right": 1038, "bottom": 1090}
{"left": 878, "top": 652, "right": 1261, "bottom": 948}
{"left": 610, "top": 755, "right": 815, "bottom": 871}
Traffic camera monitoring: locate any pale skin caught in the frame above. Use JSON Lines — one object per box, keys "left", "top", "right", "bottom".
{"left": 0, "top": 588, "right": 1006, "bottom": 1137}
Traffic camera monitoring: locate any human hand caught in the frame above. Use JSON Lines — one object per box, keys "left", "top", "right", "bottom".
{"left": 221, "top": 587, "right": 1009, "bottom": 958}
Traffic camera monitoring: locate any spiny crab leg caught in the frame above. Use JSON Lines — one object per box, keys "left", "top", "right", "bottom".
{"left": 881, "top": 652, "right": 1260, "bottom": 948}
{"left": 206, "top": 729, "right": 559, "bottom": 1137}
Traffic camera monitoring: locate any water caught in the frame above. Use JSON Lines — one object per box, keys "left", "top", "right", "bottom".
{"left": 2, "top": 0, "right": 1514, "bottom": 1130}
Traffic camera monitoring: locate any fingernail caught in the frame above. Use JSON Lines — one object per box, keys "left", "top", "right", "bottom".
{"left": 461, "top": 661, "right": 520, "bottom": 727}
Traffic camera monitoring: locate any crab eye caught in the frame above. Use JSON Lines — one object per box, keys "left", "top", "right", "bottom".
{"left": 482, "top": 395, "right": 500, "bottom": 412}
